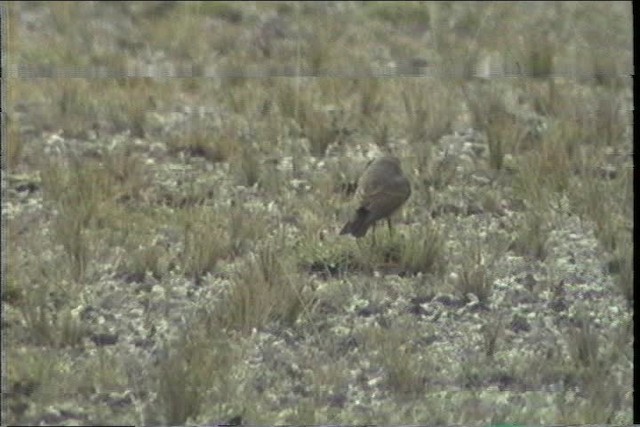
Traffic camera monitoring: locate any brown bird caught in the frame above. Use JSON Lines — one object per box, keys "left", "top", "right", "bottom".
{"left": 340, "top": 156, "right": 411, "bottom": 238}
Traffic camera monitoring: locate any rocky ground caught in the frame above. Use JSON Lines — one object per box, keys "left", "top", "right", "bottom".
{"left": 3, "top": 2, "right": 633, "bottom": 425}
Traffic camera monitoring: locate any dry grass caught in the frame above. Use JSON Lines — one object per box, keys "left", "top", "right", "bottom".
{"left": 4, "top": 1, "right": 632, "bottom": 425}
{"left": 456, "top": 244, "right": 493, "bottom": 304}
{"left": 220, "top": 240, "right": 313, "bottom": 334}
{"left": 154, "top": 325, "right": 240, "bottom": 425}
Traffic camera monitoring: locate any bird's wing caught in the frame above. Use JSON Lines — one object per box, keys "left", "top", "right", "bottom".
{"left": 360, "top": 187, "right": 409, "bottom": 218}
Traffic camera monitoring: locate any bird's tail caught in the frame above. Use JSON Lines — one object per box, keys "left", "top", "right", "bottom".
{"left": 339, "top": 208, "right": 371, "bottom": 237}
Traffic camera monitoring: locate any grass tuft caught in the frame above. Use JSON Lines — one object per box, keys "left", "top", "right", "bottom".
{"left": 179, "top": 206, "right": 230, "bottom": 285}
{"left": 155, "top": 325, "right": 238, "bottom": 425}
{"left": 455, "top": 243, "right": 493, "bottom": 304}
{"left": 220, "top": 241, "right": 313, "bottom": 334}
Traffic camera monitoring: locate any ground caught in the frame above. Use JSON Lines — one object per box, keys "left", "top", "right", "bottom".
{"left": 2, "top": 2, "right": 633, "bottom": 425}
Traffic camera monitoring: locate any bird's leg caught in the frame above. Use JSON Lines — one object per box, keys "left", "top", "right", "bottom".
{"left": 387, "top": 218, "right": 393, "bottom": 238}
{"left": 370, "top": 222, "right": 377, "bottom": 247}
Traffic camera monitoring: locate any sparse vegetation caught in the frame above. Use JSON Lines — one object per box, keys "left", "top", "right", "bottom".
{"left": 611, "top": 236, "right": 633, "bottom": 308}
{"left": 220, "top": 240, "right": 313, "bottom": 334}
{"left": 4, "top": 2, "right": 632, "bottom": 425}
{"left": 179, "top": 205, "right": 231, "bottom": 284}
{"left": 154, "top": 325, "right": 240, "bottom": 425}
{"left": 19, "top": 279, "right": 87, "bottom": 348}
{"left": 400, "top": 222, "right": 446, "bottom": 276}
{"left": 455, "top": 242, "right": 493, "bottom": 304}
{"left": 4, "top": 120, "right": 23, "bottom": 171}
{"left": 510, "top": 208, "right": 550, "bottom": 261}
{"left": 364, "top": 323, "right": 430, "bottom": 397}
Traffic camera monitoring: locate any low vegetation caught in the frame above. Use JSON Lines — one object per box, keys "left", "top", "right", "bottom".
{"left": 4, "top": 1, "right": 632, "bottom": 425}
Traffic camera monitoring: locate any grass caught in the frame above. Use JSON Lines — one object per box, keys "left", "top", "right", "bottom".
{"left": 4, "top": 1, "right": 632, "bottom": 425}
{"left": 219, "top": 240, "right": 313, "bottom": 334}
{"left": 4, "top": 120, "right": 23, "bottom": 172}
{"left": 18, "top": 278, "right": 87, "bottom": 348}
{"left": 509, "top": 209, "right": 550, "bottom": 261}
{"left": 39, "top": 157, "right": 116, "bottom": 281}
{"left": 401, "top": 80, "right": 455, "bottom": 145}
{"left": 364, "top": 323, "right": 430, "bottom": 397}
{"left": 399, "top": 222, "right": 446, "bottom": 276}
{"left": 611, "top": 236, "right": 633, "bottom": 309}
{"left": 178, "top": 204, "right": 231, "bottom": 284}
{"left": 154, "top": 325, "right": 240, "bottom": 425}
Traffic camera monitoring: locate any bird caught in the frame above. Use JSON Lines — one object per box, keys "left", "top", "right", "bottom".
{"left": 339, "top": 156, "right": 411, "bottom": 238}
